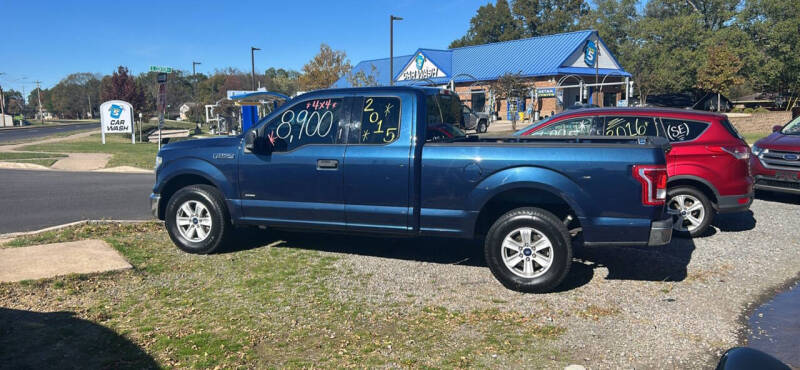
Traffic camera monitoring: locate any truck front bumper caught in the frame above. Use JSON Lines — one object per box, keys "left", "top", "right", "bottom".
{"left": 149, "top": 193, "right": 161, "bottom": 219}
{"left": 647, "top": 217, "right": 673, "bottom": 246}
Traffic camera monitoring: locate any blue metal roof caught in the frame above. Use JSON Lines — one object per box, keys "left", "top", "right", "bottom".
{"left": 229, "top": 91, "right": 290, "bottom": 101}
{"left": 333, "top": 30, "right": 630, "bottom": 88}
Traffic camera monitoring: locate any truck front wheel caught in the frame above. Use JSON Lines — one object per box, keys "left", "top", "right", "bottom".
{"left": 165, "top": 184, "right": 232, "bottom": 254}
{"left": 484, "top": 207, "right": 572, "bottom": 293}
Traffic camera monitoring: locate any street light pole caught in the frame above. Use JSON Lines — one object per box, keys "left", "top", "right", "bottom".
{"left": 250, "top": 47, "right": 261, "bottom": 91}
{"left": 390, "top": 15, "right": 403, "bottom": 86}
{"left": 35, "top": 80, "right": 43, "bottom": 124}
{"left": 192, "top": 61, "right": 201, "bottom": 99}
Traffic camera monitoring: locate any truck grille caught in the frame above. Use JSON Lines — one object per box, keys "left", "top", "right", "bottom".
{"left": 759, "top": 150, "right": 800, "bottom": 171}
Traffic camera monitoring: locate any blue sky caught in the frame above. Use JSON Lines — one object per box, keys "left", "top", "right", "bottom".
{"left": 0, "top": 0, "right": 491, "bottom": 95}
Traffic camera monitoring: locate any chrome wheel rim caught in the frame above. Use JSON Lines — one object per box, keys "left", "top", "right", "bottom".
{"left": 176, "top": 200, "right": 212, "bottom": 242}
{"left": 668, "top": 194, "right": 705, "bottom": 232}
{"left": 500, "top": 227, "right": 553, "bottom": 278}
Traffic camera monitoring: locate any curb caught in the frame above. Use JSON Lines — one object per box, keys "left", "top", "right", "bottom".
{"left": 0, "top": 219, "right": 155, "bottom": 240}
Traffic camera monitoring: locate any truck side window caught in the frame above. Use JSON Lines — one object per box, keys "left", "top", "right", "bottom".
{"left": 262, "top": 98, "right": 343, "bottom": 151}
{"left": 661, "top": 118, "right": 709, "bottom": 142}
{"left": 358, "top": 97, "right": 401, "bottom": 144}
{"left": 531, "top": 117, "right": 600, "bottom": 136}
{"left": 603, "top": 116, "right": 660, "bottom": 137}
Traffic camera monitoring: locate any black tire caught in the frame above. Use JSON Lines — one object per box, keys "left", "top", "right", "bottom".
{"left": 164, "top": 184, "right": 232, "bottom": 254}
{"left": 477, "top": 120, "right": 488, "bottom": 133}
{"left": 667, "top": 186, "right": 714, "bottom": 238}
{"left": 484, "top": 207, "right": 572, "bottom": 293}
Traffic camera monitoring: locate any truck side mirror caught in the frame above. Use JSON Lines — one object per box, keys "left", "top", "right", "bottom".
{"left": 773, "top": 125, "right": 783, "bottom": 133}
{"left": 244, "top": 130, "right": 257, "bottom": 152}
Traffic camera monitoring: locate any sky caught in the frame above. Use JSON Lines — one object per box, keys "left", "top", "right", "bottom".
{"left": 0, "top": 0, "right": 492, "bottom": 96}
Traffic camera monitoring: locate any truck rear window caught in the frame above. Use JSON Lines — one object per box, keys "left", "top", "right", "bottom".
{"left": 426, "top": 93, "right": 466, "bottom": 142}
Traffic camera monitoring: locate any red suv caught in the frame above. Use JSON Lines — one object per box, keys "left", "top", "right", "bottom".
{"left": 515, "top": 108, "right": 753, "bottom": 236}
{"left": 750, "top": 115, "right": 800, "bottom": 194}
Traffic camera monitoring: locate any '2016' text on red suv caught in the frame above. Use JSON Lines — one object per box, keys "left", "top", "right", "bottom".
{"left": 515, "top": 108, "right": 753, "bottom": 237}
{"left": 751, "top": 115, "right": 800, "bottom": 195}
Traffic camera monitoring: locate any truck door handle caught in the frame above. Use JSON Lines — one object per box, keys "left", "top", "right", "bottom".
{"left": 317, "top": 159, "right": 339, "bottom": 170}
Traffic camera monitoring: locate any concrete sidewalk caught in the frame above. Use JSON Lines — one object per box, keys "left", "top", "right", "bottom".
{"left": 0, "top": 239, "right": 132, "bottom": 282}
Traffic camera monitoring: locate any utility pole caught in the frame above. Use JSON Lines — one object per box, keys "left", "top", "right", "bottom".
{"left": 192, "top": 61, "right": 201, "bottom": 99}
{"left": 0, "top": 72, "right": 5, "bottom": 126}
{"left": 87, "top": 94, "right": 92, "bottom": 119}
{"left": 250, "top": 47, "right": 260, "bottom": 91}
{"left": 35, "top": 80, "right": 43, "bottom": 124}
{"left": 390, "top": 15, "right": 403, "bottom": 86}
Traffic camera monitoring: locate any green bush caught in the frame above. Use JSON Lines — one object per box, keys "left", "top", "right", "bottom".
{"left": 743, "top": 108, "right": 754, "bottom": 113}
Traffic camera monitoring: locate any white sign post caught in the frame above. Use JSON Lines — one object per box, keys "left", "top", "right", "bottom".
{"left": 100, "top": 100, "right": 135, "bottom": 144}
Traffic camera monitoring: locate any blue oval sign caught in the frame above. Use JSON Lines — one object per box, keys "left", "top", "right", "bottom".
{"left": 783, "top": 154, "right": 798, "bottom": 161}
{"left": 584, "top": 40, "right": 597, "bottom": 67}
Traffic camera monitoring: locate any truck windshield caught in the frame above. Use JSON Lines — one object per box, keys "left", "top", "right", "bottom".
{"left": 426, "top": 93, "right": 466, "bottom": 142}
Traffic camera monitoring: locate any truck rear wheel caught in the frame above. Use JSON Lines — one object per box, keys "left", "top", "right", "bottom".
{"left": 484, "top": 207, "right": 572, "bottom": 293}
{"left": 165, "top": 184, "right": 232, "bottom": 254}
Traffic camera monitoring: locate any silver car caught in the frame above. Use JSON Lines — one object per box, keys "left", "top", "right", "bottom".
{"left": 461, "top": 105, "right": 490, "bottom": 133}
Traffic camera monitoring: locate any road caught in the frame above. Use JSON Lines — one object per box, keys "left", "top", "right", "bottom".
{"left": 0, "top": 123, "right": 98, "bottom": 144}
{"left": 0, "top": 169, "right": 153, "bottom": 233}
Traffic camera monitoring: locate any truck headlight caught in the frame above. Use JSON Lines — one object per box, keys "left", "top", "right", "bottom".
{"left": 751, "top": 145, "right": 765, "bottom": 156}
{"left": 155, "top": 155, "right": 163, "bottom": 170}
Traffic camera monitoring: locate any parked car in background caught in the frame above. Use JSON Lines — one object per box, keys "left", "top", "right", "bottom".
{"left": 151, "top": 87, "right": 674, "bottom": 293}
{"left": 642, "top": 91, "right": 732, "bottom": 112}
{"left": 460, "top": 104, "right": 490, "bottom": 133}
{"left": 751, "top": 115, "right": 800, "bottom": 195}
{"left": 515, "top": 108, "right": 753, "bottom": 237}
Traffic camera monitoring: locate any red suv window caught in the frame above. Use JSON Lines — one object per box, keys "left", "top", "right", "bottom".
{"left": 661, "top": 118, "right": 709, "bottom": 142}
{"left": 530, "top": 116, "right": 602, "bottom": 136}
{"left": 602, "top": 116, "right": 661, "bottom": 137}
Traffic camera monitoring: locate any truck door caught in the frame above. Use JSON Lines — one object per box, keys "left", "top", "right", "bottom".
{"left": 238, "top": 95, "right": 350, "bottom": 229}
{"left": 342, "top": 94, "right": 413, "bottom": 233}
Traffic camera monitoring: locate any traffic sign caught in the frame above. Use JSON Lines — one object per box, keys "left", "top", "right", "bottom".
{"left": 149, "top": 65, "right": 173, "bottom": 73}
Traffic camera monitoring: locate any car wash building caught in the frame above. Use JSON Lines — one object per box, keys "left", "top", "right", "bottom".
{"left": 333, "top": 30, "right": 633, "bottom": 120}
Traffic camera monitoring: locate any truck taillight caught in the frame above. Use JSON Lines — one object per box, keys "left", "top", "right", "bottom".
{"left": 633, "top": 165, "right": 667, "bottom": 206}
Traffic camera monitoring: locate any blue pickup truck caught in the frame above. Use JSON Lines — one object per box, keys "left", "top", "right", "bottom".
{"left": 150, "top": 86, "right": 672, "bottom": 292}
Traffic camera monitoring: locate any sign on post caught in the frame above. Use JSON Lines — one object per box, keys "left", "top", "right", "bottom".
{"left": 150, "top": 65, "right": 173, "bottom": 73}
{"left": 584, "top": 40, "right": 597, "bottom": 67}
{"left": 100, "top": 100, "right": 135, "bottom": 144}
{"left": 156, "top": 72, "right": 168, "bottom": 150}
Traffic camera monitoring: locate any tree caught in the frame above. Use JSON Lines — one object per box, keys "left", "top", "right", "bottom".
{"left": 346, "top": 64, "right": 380, "bottom": 87}
{"left": 740, "top": 0, "right": 800, "bottom": 108}
{"left": 101, "top": 66, "right": 145, "bottom": 113}
{"left": 48, "top": 73, "right": 102, "bottom": 119}
{"left": 298, "top": 44, "right": 351, "bottom": 91}
{"left": 2, "top": 89, "right": 24, "bottom": 115}
{"left": 696, "top": 43, "right": 744, "bottom": 111}
{"left": 450, "top": 0, "right": 521, "bottom": 48}
{"left": 490, "top": 72, "right": 527, "bottom": 129}
{"left": 264, "top": 67, "right": 301, "bottom": 96}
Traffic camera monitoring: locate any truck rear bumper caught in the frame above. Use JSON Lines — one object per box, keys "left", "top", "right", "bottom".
{"left": 582, "top": 217, "right": 672, "bottom": 247}
{"left": 647, "top": 217, "right": 673, "bottom": 246}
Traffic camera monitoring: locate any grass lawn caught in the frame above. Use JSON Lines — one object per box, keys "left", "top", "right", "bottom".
{"left": 20, "top": 134, "right": 159, "bottom": 169}
{"left": 0, "top": 152, "right": 67, "bottom": 167}
{"left": 0, "top": 223, "right": 566, "bottom": 369}
{"left": 742, "top": 132, "right": 770, "bottom": 145}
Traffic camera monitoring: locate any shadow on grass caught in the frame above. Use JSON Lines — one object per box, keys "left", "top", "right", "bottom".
{"left": 0, "top": 307, "right": 159, "bottom": 369}
{"left": 223, "top": 226, "right": 700, "bottom": 292}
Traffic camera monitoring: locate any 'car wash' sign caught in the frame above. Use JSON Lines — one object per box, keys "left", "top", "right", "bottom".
{"left": 100, "top": 100, "right": 135, "bottom": 144}
{"left": 397, "top": 53, "right": 446, "bottom": 81}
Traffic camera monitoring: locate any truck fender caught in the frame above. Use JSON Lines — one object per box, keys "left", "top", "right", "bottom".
{"left": 157, "top": 158, "right": 235, "bottom": 199}
{"left": 467, "top": 166, "right": 594, "bottom": 220}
